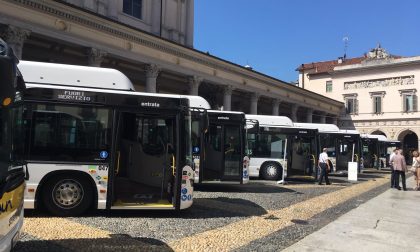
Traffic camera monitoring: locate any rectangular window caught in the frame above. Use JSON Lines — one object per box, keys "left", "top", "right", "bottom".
{"left": 251, "top": 131, "right": 287, "bottom": 158}
{"left": 123, "top": 0, "right": 142, "bottom": 19}
{"left": 28, "top": 104, "right": 112, "bottom": 162}
{"left": 403, "top": 94, "right": 417, "bottom": 112}
{"left": 326, "top": 81, "right": 332, "bottom": 93}
{"left": 345, "top": 97, "right": 358, "bottom": 115}
{"left": 373, "top": 96, "right": 382, "bottom": 114}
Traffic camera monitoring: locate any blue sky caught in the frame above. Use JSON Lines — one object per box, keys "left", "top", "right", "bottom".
{"left": 194, "top": 0, "right": 420, "bottom": 82}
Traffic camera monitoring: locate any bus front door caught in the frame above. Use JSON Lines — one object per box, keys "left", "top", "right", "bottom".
{"left": 289, "top": 136, "right": 314, "bottom": 178}
{"left": 112, "top": 112, "right": 177, "bottom": 208}
{"left": 203, "top": 124, "right": 242, "bottom": 182}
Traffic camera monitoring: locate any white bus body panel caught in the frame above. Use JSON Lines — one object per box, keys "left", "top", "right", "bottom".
{"left": 249, "top": 158, "right": 287, "bottom": 178}
{"left": 24, "top": 163, "right": 109, "bottom": 209}
{"left": 18, "top": 61, "right": 135, "bottom": 91}
{"left": 181, "top": 95, "right": 211, "bottom": 109}
{"left": 361, "top": 134, "right": 388, "bottom": 141}
{"left": 180, "top": 166, "right": 194, "bottom": 209}
{"left": 245, "top": 114, "right": 293, "bottom": 127}
{"left": 294, "top": 122, "right": 340, "bottom": 132}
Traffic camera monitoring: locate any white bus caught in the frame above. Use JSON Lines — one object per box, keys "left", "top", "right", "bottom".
{"left": 245, "top": 115, "right": 318, "bottom": 180}
{"left": 0, "top": 39, "right": 25, "bottom": 251}
{"left": 294, "top": 123, "right": 360, "bottom": 173}
{"left": 360, "top": 134, "right": 398, "bottom": 168}
{"left": 192, "top": 110, "right": 250, "bottom": 184}
{"left": 17, "top": 60, "right": 201, "bottom": 216}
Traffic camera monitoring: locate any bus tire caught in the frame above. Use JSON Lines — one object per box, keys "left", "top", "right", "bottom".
{"left": 42, "top": 174, "right": 93, "bottom": 216}
{"left": 261, "top": 162, "right": 281, "bottom": 180}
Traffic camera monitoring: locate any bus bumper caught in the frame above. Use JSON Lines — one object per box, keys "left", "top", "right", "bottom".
{"left": 0, "top": 209, "right": 23, "bottom": 252}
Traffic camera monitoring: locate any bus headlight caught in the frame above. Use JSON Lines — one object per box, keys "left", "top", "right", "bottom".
{"left": 2, "top": 97, "right": 12, "bottom": 106}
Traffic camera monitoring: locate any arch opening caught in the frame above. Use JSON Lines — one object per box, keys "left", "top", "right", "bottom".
{"left": 397, "top": 130, "right": 418, "bottom": 165}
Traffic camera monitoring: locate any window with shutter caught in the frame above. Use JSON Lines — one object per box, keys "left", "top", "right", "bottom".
{"left": 402, "top": 94, "right": 407, "bottom": 112}
{"left": 399, "top": 89, "right": 417, "bottom": 113}
{"left": 354, "top": 99, "right": 359, "bottom": 115}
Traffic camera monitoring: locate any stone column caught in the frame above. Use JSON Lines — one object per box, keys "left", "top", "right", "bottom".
{"left": 0, "top": 25, "right": 31, "bottom": 59}
{"left": 223, "top": 85, "right": 234, "bottom": 111}
{"left": 87, "top": 48, "right": 107, "bottom": 67}
{"left": 188, "top": 76, "right": 202, "bottom": 96}
{"left": 185, "top": 0, "right": 194, "bottom": 47}
{"left": 306, "top": 108, "right": 313, "bottom": 123}
{"left": 145, "top": 64, "right": 160, "bottom": 93}
{"left": 291, "top": 104, "right": 299, "bottom": 122}
{"left": 272, "top": 99, "right": 281, "bottom": 116}
{"left": 250, "top": 93, "right": 260, "bottom": 115}
{"left": 319, "top": 112, "right": 326, "bottom": 124}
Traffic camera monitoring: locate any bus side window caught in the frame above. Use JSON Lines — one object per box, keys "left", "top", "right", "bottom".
{"left": 33, "top": 113, "right": 55, "bottom": 148}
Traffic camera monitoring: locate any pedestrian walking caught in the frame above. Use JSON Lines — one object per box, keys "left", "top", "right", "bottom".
{"left": 411, "top": 150, "right": 420, "bottom": 190}
{"left": 390, "top": 149, "right": 407, "bottom": 191}
{"left": 318, "top": 147, "right": 331, "bottom": 185}
{"left": 389, "top": 148, "right": 398, "bottom": 188}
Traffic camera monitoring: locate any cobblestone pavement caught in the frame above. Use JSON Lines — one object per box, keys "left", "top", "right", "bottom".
{"left": 15, "top": 169, "right": 391, "bottom": 252}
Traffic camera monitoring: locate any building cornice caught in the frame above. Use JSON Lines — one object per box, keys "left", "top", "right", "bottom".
{"left": 2, "top": 0, "right": 343, "bottom": 112}
{"left": 333, "top": 56, "right": 420, "bottom": 74}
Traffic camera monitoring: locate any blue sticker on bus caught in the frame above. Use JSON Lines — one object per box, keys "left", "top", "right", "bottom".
{"left": 100, "top": 151, "right": 108, "bottom": 159}
{"left": 193, "top": 146, "right": 200, "bottom": 153}
{"left": 181, "top": 195, "right": 188, "bottom": 201}
{"left": 187, "top": 194, "right": 192, "bottom": 201}
{"left": 181, "top": 188, "right": 188, "bottom": 195}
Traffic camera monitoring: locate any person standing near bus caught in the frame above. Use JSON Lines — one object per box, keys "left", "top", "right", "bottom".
{"left": 391, "top": 149, "right": 407, "bottom": 191}
{"left": 411, "top": 150, "right": 420, "bottom": 190}
{"left": 318, "top": 148, "right": 331, "bottom": 185}
{"left": 389, "top": 148, "right": 398, "bottom": 188}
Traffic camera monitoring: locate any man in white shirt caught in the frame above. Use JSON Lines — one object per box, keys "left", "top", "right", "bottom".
{"left": 318, "top": 148, "right": 331, "bottom": 185}
{"left": 389, "top": 148, "right": 398, "bottom": 188}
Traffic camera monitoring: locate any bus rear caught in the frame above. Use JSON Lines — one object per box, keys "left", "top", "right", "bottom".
{"left": 0, "top": 38, "right": 25, "bottom": 251}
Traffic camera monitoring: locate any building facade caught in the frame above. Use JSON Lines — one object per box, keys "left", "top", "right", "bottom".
{"left": 0, "top": 0, "right": 343, "bottom": 122}
{"left": 63, "top": 0, "right": 194, "bottom": 47}
{"left": 298, "top": 46, "right": 420, "bottom": 159}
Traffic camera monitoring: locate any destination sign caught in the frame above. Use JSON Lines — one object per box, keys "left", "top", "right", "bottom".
{"left": 56, "top": 90, "right": 95, "bottom": 102}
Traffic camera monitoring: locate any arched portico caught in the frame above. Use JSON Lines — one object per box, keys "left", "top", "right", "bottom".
{"left": 397, "top": 129, "right": 418, "bottom": 165}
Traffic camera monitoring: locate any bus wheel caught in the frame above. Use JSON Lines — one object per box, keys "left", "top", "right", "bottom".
{"left": 42, "top": 174, "right": 93, "bottom": 216}
{"left": 261, "top": 162, "right": 281, "bottom": 180}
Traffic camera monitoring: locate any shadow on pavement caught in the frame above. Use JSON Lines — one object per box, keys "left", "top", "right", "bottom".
{"left": 195, "top": 182, "right": 296, "bottom": 193}
{"left": 25, "top": 196, "right": 268, "bottom": 219}
{"left": 15, "top": 234, "right": 173, "bottom": 252}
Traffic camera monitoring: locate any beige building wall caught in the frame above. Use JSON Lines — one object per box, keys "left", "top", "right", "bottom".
{"left": 298, "top": 47, "right": 420, "bottom": 155}
{"left": 63, "top": 0, "right": 194, "bottom": 47}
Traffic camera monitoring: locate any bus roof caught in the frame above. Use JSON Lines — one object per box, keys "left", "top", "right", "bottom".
{"left": 18, "top": 61, "right": 135, "bottom": 91}
{"left": 18, "top": 61, "right": 213, "bottom": 109}
{"left": 25, "top": 83, "right": 211, "bottom": 109}
{"left": 180, "top": 95, "right": 211, "bottom": 109}
{"left": 245, "top": 114, "right": 293, "bottom": 127}
{"left": 339, "top": 129, "right": 360, "bottom": 135}
{"left": 294, "top": 122, "right": 340, "bottom": 132}
{"left": 209, "top": 110, "right": 244, "bottom": 115}
{"left": 361, "top": 134, "right": 388, "bottom": 141}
